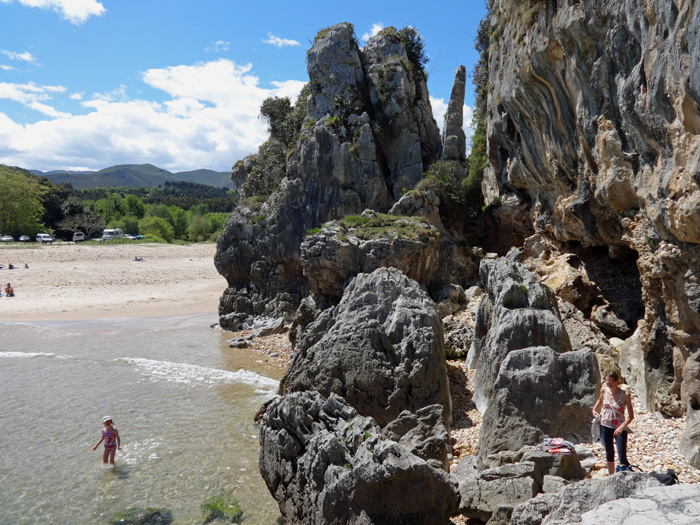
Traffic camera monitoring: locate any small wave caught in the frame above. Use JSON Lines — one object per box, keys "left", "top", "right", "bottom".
{"left": 0, "top": 351, "right": 56, "bottom": 359}
{"left": 119, "top": 357, "right": 279, "bottom": 390}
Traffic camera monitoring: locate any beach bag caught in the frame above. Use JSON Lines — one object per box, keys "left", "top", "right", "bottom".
{"left": 649, "top": 469, "right": 679, "bottom": 485}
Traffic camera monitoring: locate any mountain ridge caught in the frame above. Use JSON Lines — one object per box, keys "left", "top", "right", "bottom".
{"left": 30, "top": 163, "right": 233, "bottom": 188}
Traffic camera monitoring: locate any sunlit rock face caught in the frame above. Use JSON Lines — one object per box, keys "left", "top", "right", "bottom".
{"left": 483, "top": 0, "right": 699, "bottom": 454}
{"left": 215, "top": 22, "right": 441, "bottom": 327}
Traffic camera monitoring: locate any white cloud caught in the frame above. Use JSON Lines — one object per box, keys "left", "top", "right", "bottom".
{"left": 361, "top": 23, "right": 384, "bottom": 43}
{"left": 430, "top": 96, "right": 476, "bottom": 154}
{"left": 205, "top": 40, "right": 230, "bottom": 52}
{"left": 262, "top": 33, "right": 301, "bottom": 48}
{"left": 0, "top": 0, "right": 106, "bottom": 25}
{"left": 1, "top": 65, "right": 17, "bottom": 71}
{"left": 0, "top": 81, "right": 69, "bottom": 117}
{"left": 1, "top": 49, "right": 37, "bottom": 63}
{"left": 0, "top": 59, "right": 305, "bottom": 172}
{"left": 70, "top": 92, "right": 83, "bottom": 100}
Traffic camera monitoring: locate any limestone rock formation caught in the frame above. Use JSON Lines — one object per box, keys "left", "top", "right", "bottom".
{"left": 478, "top": 346, "right": 599, "bottom": 459}
{"left": 280, "top": 267, "right": 452, "bottom": 434}
{"left": 510, "top": 472, "right": 663, "bottom": 524}
{"left": 215, "top": 22, "right": 442, "bottom": 327}
{"left": 442, "top": 65, "right": 468, "bottom": 164}
{"left": 468, "top": 256, "right": 573, "bottom": 412}
{"left": 300, "top": 211, "right": 441, "bottom": 301}
{"left": 482, "top": 0, "right": 700, "bottom": 432}
{"left": 579, "top": 484, "right": 700, "bottom": 524}
{"left": 300, "top": 199, "right": 479, "bottom": 305}
{"left": 259, "top": 391, "right": 459, "bottom": 525}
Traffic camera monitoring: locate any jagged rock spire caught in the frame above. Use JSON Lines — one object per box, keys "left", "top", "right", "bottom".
{"left": 442, "top": 65, "right": 467, "bottom": 163}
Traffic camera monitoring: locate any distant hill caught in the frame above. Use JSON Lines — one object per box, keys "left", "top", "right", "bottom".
{"left": 30, "top": 164, "right": 233, "bottom": 189}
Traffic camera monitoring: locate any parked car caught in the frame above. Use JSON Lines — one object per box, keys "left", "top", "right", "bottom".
{"left": 35, "top": 233, "right": 55, "bottom": 244}
{"left": 0, "top": 235, "right": 14, "bottom": 242}
{"left": 73, "top": 232, "right": 85, "bottom": 242}
{"left": 19, "top": 235, "right": 30, "bottom": 242}
{"left": 124, "top": 234, "right": 136, "bottom": 240}
{"left": 102, "top": 228, "right": 124, "bottom": 241}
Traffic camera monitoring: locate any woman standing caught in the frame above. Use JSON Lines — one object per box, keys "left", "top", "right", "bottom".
{"left": 592, "top": 372, "right": 634, "bottom": 474}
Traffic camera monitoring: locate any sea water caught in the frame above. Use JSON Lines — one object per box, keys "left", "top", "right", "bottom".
{"left": 0, "top": 314, "right": 282, "bottom": 524}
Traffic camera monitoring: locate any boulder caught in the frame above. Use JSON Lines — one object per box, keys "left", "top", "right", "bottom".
{"left": 382, "top": 404, "right": 451, "bottom": 471}
{"left": 484, "top": 445, "right": 586, "bottom": 484}
{"left": 579, "top": 484, "right": 700, "bottom": 524}
{"left": 280, "top": 267, "right": 452, "bottom": 433}
{"left": 453, "top": 459, "right": 538, "bottom": 522}
{"left": 478, "top": 346, "right": 599, "bottom": 460}
{"left": 469, "top": 256, "right": 573, "bottom": 413}
{"left": 510, "top": 472, "right": 663, "bottom": 525}
{"left": 679, "top": 352, "right": 700, "bottom": 468}
{"left": 258, "top": 391, "right": 459, "bottom": 525}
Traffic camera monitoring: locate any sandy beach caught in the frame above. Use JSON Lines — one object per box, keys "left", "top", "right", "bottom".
{"left": 0, "top": 242, "right": 227, "bottom": 321}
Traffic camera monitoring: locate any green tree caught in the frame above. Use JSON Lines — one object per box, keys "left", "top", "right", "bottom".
{"left": 138, "top": 216, "right": 174, "bottom": 242}
{"left": 125, "top": 194, "right": 146, "bottom": 219}
{"left": 187, "top": 214, "right": 211, "bottom": 242}
{"left": 0, "top": 166, "right": 45, "bottom": 236}
{"left": 169, "top": 206, "right": 189, "bottom": 239}
{"left": 114, "top": 215, "right": 140, "bottom": 236}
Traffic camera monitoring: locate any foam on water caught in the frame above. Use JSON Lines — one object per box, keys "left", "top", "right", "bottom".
{"left": 0, "top": 351, "right": 56, "bottom": 359}
{"left": 119, "top": 357, "right": 279, "bottom": 390}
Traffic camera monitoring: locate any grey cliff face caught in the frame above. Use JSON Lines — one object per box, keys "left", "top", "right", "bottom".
{"left": 215, "top": 22, "right": 442, "bottom": 326}
{"left": 484, "top": 0, "right": 700, "bottom": 459}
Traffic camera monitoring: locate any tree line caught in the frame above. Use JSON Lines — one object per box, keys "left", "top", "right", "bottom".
{"left": 0, "top": 165, "right": 237, "bottom": 243}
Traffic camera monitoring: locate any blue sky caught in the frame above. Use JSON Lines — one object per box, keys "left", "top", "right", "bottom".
{"left": 0, "top": 0, "right": 487, "bottom": 173}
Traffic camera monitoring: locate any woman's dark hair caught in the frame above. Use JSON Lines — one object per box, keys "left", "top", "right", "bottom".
{"left": 605, "top": 372, "right": 620, "bottom": 381}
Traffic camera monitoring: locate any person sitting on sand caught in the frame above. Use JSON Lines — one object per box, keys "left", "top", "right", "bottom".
{"left": 134, "top": 256, "right": 144, "bottom": 262}
{"left": 4, "top": 283, "right": 14, "bottom": 296}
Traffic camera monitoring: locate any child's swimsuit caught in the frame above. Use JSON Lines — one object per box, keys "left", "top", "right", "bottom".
{"left": 103, "top": 427, "right": 117, "bottom": 449}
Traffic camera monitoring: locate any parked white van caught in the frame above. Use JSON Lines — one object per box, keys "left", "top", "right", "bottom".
{"left": 36, "top": 233, "right": 55, "bottom": 244}
{"left": 73, "top": 232, "right": 85, "bottom": 242}
{"left": 102, "top": 228, "right": 124, "bottom": 241}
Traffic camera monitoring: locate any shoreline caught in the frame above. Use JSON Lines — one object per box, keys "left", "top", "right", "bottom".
{"left": 0, "top": 243, "right": 226, "bottom": 322}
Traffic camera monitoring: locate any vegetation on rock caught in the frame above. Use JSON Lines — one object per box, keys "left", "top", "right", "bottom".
{"left": 201, "top": 494, "right": 244, "bottom": 523}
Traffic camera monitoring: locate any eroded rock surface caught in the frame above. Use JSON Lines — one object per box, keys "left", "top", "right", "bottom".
{"left": 259, "top": 391, "right": 459, "bottom": 525}
{"left": 510, "top": 472, "right": 663, "bottom": 524}
{"left": 479, "top": 346, "right": 599, "bottom": 459}
{"left": 468, "top": 256, "right": 572, "bottom": 412}
{"left": 280, "top": 267, "right": 452, "bottom": 433}
{"left": 483, "top": 0, "right": 700, "bottom": 429}
{"left": 216, "top": 22, "right": 441, "bottom": 327}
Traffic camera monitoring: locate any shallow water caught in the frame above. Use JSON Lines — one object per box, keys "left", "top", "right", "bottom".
{"left": 0, "top": 314, "right": 282, "bottom": 524}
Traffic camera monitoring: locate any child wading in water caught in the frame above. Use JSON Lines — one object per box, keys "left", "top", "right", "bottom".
{"left": 92, "top": 416, "right": 121, "bottom": 464}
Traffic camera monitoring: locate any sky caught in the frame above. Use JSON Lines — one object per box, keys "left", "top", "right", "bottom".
{"left": 0, "top": 0, "right": 488, "bottom": 173}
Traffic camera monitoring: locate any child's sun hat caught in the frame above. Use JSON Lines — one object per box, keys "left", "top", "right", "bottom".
{"left": 103, "top": 416, "right": 113, "bottom": 423}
